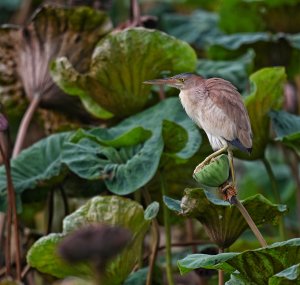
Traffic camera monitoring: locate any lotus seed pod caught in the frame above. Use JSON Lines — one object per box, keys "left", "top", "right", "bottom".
{"left": 193, "top": 154, "right": 230, "bottom": 187}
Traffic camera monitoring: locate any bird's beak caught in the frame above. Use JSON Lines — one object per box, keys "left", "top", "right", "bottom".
{"left": 143, "top": 77, "right": 181, "bottom": 88}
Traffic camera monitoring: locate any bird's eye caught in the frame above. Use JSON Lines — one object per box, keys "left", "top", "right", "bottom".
{"left": 179, "top": 78, "right": 185, "bottom": 82}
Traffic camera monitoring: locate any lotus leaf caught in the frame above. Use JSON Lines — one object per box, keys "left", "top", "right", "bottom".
{"left": 51, "top": 27, "right": 197, "bottom": 118}
{"left": 27, "top": 196, "right": 158, "bottom": 285}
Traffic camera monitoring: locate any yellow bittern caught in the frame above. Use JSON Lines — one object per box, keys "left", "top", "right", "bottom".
{"left": 144, "top": 73, "right": 252, "bottom": 185}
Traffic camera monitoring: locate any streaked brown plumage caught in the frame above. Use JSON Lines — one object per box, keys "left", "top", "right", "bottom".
{"left": 144, "top": 73, "right": 252, "bottom": 153}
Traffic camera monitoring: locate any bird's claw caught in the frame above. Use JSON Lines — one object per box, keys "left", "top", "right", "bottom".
{"left": 219, "top": 182, "right": 237, "bottom": 204}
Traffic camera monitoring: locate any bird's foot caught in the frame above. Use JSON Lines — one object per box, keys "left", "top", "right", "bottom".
{"left": 193, "top": 156, "right": 215, "bottom": 174}
{"left": 219, "top": 181, "right": 237, "bottom": 204}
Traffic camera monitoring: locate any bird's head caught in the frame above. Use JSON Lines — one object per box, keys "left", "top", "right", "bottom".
{"left": 143, "top": 73, "right": 202, "bottom": 90}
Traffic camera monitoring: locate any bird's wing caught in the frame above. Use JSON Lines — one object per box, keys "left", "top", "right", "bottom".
{"left": 205, "top": 78, "right": 252, "bottom": 149}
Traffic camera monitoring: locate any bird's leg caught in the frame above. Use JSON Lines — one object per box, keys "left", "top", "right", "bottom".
{"left": 227, "top": 148, "right": 236, "bottom": 186}
{"left": 194, "top": 145, "right": 228, "bottom": 174}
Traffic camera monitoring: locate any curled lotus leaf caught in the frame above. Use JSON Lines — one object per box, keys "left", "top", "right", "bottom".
{"left": 164, "top": 188, "right": 287, "bottom": 248}
{"left": 238, "top": 67, "right": 285, "bottom": 160}
{"left": 0, "top": 4, "right": 112, "bottom": 119}
{"left": 51, "top": 27, "right": 197, "bottom": 118}
{"left": 27, "top": 196, "right": 158, "bottom": 285}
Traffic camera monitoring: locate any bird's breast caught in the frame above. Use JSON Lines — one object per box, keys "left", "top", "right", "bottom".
{"left": 179, "top": 90, "right": 205, "bottom": 128}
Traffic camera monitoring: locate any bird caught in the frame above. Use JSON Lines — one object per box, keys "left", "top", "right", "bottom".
{"left": 144, "top": 73, "right": 252, "bottom": 185}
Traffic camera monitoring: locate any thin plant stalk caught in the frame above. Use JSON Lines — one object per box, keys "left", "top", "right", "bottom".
{"left": 0, "top": 142, "right": 21, "bottom": 280}
{"left": 46, "top": 189, "right": 54, "bottom": 235}
{"left": 59, "top": 185, "right": 70, "bottom": 216}
{"left": 262, "top": 156, "right": 286, "bottom": 240}
{"left": 283, "top": 149, "right": 300, "bottom": 234}
{"left": 143, "top": 189, "right": 160, "bottom": 285}
{"left": 186, "top": 219, "right": 197, "bottom": 253}
{"left": 160, "top": 174, "right": 175, "bottom": 285}
{"left": 4, "top": 165, "right": 12, "bottom": 277}
{"left": 133, "top": 190, "right": 143, "bottom": 269}
{"left": 232, "top": 196, "right": 267, "bottom": 247}
{"left": 130, "top": 0, "right": 141, "bottom": 26}
{"left": 12, "top": 95, "right": 41, "bottom": 158}
{"left": 218, "top": 248, "right": 224, "bottom": 285}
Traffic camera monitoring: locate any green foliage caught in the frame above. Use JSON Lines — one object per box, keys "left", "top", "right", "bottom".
{"left": 178, "top": 238, "right": 300, "bottom": 284}
{"left": 240, "top": 67, "right": 285, "bottom": 160}
{"left": 0, "top": 98, "right": 200, "bottom": 212}
{"left": 144, "top": 202, "right": 160, "bottom": 220}
{"left": 0, "top": 132, "right": 70, "bottom": 211}
{"left": 62, "top": 98, "right": 201, "bottom": 195}
{"left": 124, "top": 267, "right": 162, "bottom": 285}
{"left": 2, "top": 1, "right": 300, "bottom": 284}
{"left": 269, "top": 110, "right": 300, "bottom": 155}
{"left": 209, "top": 33, "right": 271, "bottom": 51}
{"left": 219, "top": 0, "right": 300, "bottom": 33}
{"left": 51, "top": 27, "right": 197, "bottom": 118}
{"left": 269, "top": 263, "right": 300, "bottom": 284}
{"left": 27, "top": 196, "right": 157, "bottom": 285}
{"left": 197, "top": 50, "right": 255, "bottom": 91}
{"left": 164, "top": 188, "right": 287, "bottom": 248}
{"left": 160, "top": 10, "right": 222, "bottom": 49}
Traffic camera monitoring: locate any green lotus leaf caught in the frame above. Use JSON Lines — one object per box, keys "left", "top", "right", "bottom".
{"left": 51, "top": 27, "right": 197, "bottom": 118}
{"left": 160, "top": 10, "right": 222, "bottom": 49}
{"left": 287, "top": 33, "right": 300, "bottom": 49}
{"left": 239, "top": 67, "right": 285, "bottom": 160}
{"left": 164, "top": 188, "right": 287, "bottom": 248}
{"left": 269, "top": 110, "right": 300, "bottom": 156}
{"left": 178, "top": 238, "right": 300, "bottom": 285}
{"left": 124, "top": 268, "right": 149, "bottom": 285}
{"left": 269, "top": 263, "right": 300, "bottom": 284}
{"left": 0, "top": 132, "right": 70, "bottom": 212}
{"left": 208, "top": 33, "right": 271, "bottom": 51}
{"left": 27, "top": 196, "right": 156, "bottom": 285}
{"left": 162, "top": 119, "right": 188, "bottom": 155}
{"left": 144, "top": 201, "right": 160, "bottom": 220}
{"left": 27, "top": 233, "right": 92, "bottom": 279}
{"left": 225, "top": 272, "right": 249, "bottom": 285}
{"left": 62, "top": 130, "right": 163, "bottom": 195}
{"left": 163, "top": 196, "right": 181, "bottom": 213}
{"left": 206, "top": 32, "right": 300, "bottom": 77}
{"left": 62, "top": 98, "right": 201, "bottom": 195}
{"left": 124, "top": 267, "right": 162, "bottom": 285}
{"left": 197, "top": 50, "right": 254, "bottom": 92}
{"left": 219, "top": 0, "right": 300, "bottom": 34}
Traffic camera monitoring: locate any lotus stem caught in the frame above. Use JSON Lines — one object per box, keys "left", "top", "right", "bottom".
{"left": 232, "top": 196, "right": 267, "bottom": 247}
{"left": 134, "top": 190, "right": 143, "bottom": 269}
{"left": 227, "top": 149, "right": 235, "bottom": 186}
{"left": 143, "top": 189, "right": 160, "bottom": 285}
{"left": 0, "top": 142, "right": 21, "bottom": 280}
{"left": 288, "top": 152, "right": 300, "bottom": 234}
{"left": 218, "top": 248, "right": 224, "bottom": 285}
{"left": 186, "top": 219, "right": 197, "bottom": 253}
{"left": 160, "top": 174, "right": 175, "bottom": 285}
{"left": 12, "top": 95, "right": 41, "bottom": 158}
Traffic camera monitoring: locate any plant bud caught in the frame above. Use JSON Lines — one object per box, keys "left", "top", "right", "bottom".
{"left": 193, "top": 154, "right": 229, "bottom": 187}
